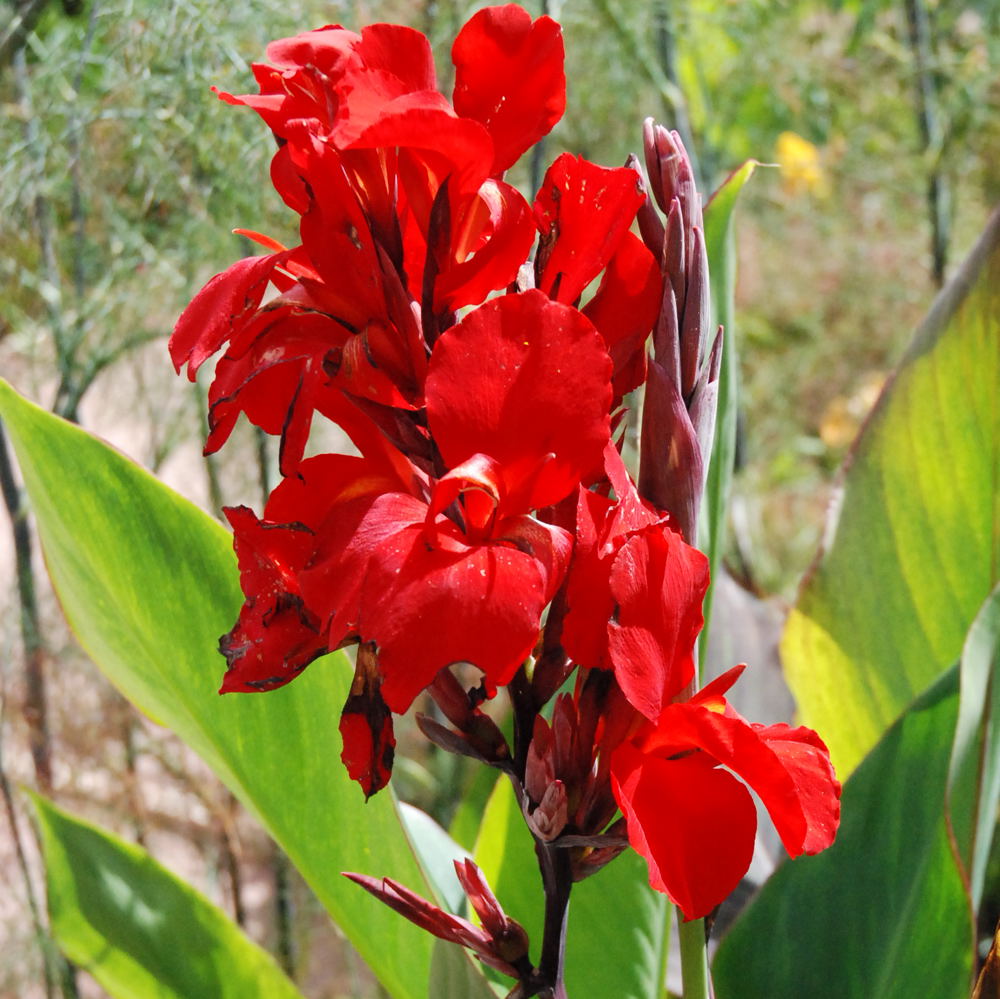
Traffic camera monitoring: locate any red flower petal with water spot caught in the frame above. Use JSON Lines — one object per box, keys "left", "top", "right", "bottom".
{"left": 534, "top": 154, "right": 645, "bottom": 305}
{"left": 360, "top": 512, "right": 571, "bottom": 713}
{"left": 426, "top": 290, "right": 612, "bottom": 512}
{"left": 452, "top": 5, "right": 565, "bottom": 175}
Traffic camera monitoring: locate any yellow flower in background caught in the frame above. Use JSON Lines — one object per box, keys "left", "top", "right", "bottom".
{"left": 775, "top": 131, "right": 828, "bottom": 198}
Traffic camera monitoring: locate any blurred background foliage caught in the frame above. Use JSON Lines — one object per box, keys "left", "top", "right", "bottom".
{"left": 1, "top": 0, "right": 998, "bottom": 996}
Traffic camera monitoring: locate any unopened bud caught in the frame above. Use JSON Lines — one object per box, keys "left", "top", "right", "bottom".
{"left": 528, "top": 780, "right": 568, "bottom": 841}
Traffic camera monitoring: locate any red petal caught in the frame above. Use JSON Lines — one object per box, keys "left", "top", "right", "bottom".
{"left": 352, "top": 511, "right": 569, "bottom": 712}
{"left": 433, "top": 179, "right": 536, "bottom": 311}
{"left": 213, "top": 28, "right": 358, "bottom": 136}
{"left": 583, "top": 231, "right": 661, "bottom": 399}
{"left": 351, "top": 22, "right": 437, "bottom": 94}
{"left": 344, "top": 98, "right": 494, "bottom": 201}
{"left": 562, "top": 445, "right": 666, "bottom": 670}
{"left": 639, "top": 702, "right": 842, "bottom": 858}
{"left": 534, "top": 155, "right": 645, "bottom": 304}
{"left": 690, "top": 664, "right": 747, "bottom": 710}
{"left": 169, "top": 253, "right": 286, "bottom": 378}
{"left": 611, "top": 742, "right": 757, "bottom": 920}
{"left": 300, "top": 490, "right": 426, "bottom": 647}
{"left": 753, "top": 723, "right": 842, "bottom": 855}
{"left": 426, "top": 290, "right": 612, "bottom": 511}
{"left": 264, "top": 452, "right": 397, "bottom": 524}
{"left": 218, "top": 506, "right": 327, "bottom": 694}
{"left": 204, "top": 308, "right": 348, "bottom": 473}
{"left": 452, "top": 5, "right": 565, "bottom": 174}
{"left": 562, "top": 488, "right": 617, "bottom": 670}
{"left": 427, "top": 453, "right": 505, "bottom": 537}
{"left": 608, "top": 526, "right": 709, "bottom": 721}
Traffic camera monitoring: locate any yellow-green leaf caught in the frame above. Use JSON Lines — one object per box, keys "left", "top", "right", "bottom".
{"left": 782, "top": 211, "right": 1000, "bottom": 777}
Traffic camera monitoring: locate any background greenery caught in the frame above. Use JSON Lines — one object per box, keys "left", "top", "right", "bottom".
{"left": 1, "top": 1, "right": 998, "bottom": 996}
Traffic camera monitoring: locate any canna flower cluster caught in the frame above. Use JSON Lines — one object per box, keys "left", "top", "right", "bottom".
{"left": 170, "top": 4, "right": 840, "bottom": 976}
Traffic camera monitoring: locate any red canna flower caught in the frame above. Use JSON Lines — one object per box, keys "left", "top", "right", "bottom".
{"left": 170, "top": 8, "right": 568, "bottom": 479}
{"left": 610, "top": 665, "right": 842, "bottom": 920}
{"left": 300, "top": 291, "right": 612, "bottom": 717}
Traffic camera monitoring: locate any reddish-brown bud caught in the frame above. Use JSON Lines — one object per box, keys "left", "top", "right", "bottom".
{"left": 344, "top": 863, "right": 531, "bottom": 980}
{"left": 527, "top": 779, "right": 569, "bottom": 841}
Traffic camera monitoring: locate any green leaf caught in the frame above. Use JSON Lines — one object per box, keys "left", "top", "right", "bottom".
{"left": 427, "top": 940, "right": 505, "bottom": 999}
{"left": 449, "top": 765, "right": 501, "bottom": 852}
{"left": 947, "top": 583, "right": 1000, "bottom": 910}
{"left": 701, "top": 160, "right": 756, "bottom": 649}
{"left": 782, "top": 211, "right": 1000, "bottom": 777}
{"left": 399, "top": 802, "right": 472, "bottom": 916}
{"left": 33, "top": 795, "right": 304, "bottom": 999}
{"left": 712, "top": 668, "right": 974, "bottom": 999}
{"left": 0, "top": 380, "right": 432, "bottom": 999}
{"left": 474, "top": 778, "right": 671, "bottom": 999}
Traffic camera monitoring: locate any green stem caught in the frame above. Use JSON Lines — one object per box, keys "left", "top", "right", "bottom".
{"left": 655, "top": 901, "right": 673, "bottom": 996}
{"left": 678, "top": 916, "right": 711, "bottom": 999}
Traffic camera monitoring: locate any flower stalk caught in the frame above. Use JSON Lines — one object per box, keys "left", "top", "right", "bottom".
{"left": 678, "top": 916, "right": 711, "bottom": 999}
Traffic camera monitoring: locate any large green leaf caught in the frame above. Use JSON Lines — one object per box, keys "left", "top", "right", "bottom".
{"left": 782, "top": 210, "right": 1000, "bottom": 776}
{"left": 0, "top": 380, "right": 432, "bottom": 999}
{"left": 474, "top": 778, "right": 670, "bottom": 999}
{"left": 427, "top": 941, "right": 506, "bottom": 999}
{"left": 712, "top": 668, "right": 974, "bottom": 999}
{"left": 34, "top": 795, "right": 304, "bottom": 999}
{"left": 947, "top": 583, "right": 1000, "bottom": 911}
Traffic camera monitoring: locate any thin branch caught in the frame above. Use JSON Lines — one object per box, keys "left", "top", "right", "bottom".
{"left": 0, "top": 690, "right": 55, "bottom": 999}
{"left": 903, "top": 0, "right": 950, "bottom": 286}
{"left": 64, "top": 1, "right": 101, "bottom": 362}
{"left": 272, "top": 844, "right": 297, "bottom": 977}
{"left": 0, "top": 420, "right": 51, "bottom": 792}
{"left": 12, "top": 49, "right": 71, "bottom": 383}
{"left": 0, "top": 0, "right": 51, "bottom": 69}
{"left": 61, "top": 328, "right": 167, "bottom": 421}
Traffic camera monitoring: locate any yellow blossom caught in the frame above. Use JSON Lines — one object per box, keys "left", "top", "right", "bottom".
{"left": 775, "top": 131, "right": 828, "bottom": 198}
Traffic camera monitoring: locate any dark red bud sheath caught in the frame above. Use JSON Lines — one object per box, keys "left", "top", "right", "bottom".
{"left": 344, "top": 861, "right": 531, "bottom": 979}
